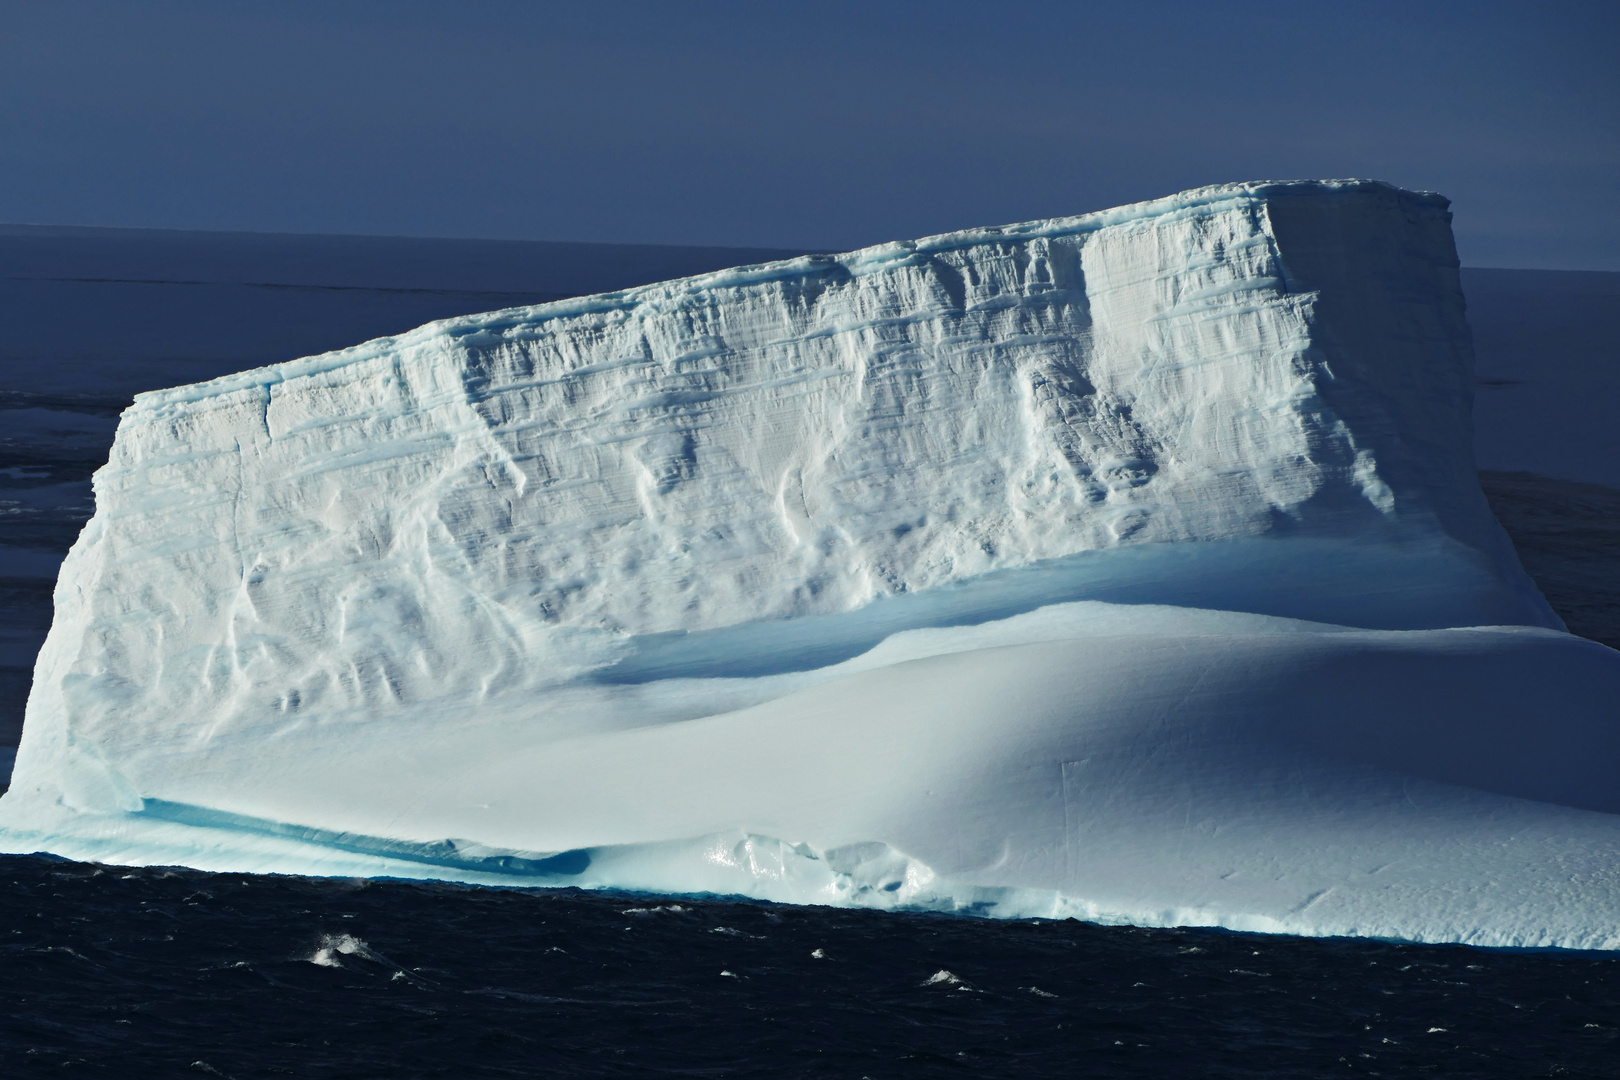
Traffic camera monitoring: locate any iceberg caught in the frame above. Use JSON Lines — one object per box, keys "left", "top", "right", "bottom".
{"left": 3, "top": 179, "right": 1618, "bottom": 948}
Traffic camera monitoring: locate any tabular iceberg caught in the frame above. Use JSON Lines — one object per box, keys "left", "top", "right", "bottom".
{"left": 4, "top": 180, "right": 1618, "bottom": 948}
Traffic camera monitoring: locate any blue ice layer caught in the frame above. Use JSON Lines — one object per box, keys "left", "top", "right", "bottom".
{"left": 594, "top": 534, "right": 1556, "bottom": 683}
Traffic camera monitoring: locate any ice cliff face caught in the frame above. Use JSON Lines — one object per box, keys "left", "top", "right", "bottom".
{"left": 6, "top": 181, "right": 1616, "bottom": 949}
{"left": 30, "top": 180, "right": 1551, "bottom": 739}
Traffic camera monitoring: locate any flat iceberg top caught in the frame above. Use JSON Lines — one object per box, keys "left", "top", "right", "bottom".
{"left": 5, "top": 180, "right": 1615, "bottom": 950}
{"left": 138, "top": 179, "right": 1441, "bottom": 406}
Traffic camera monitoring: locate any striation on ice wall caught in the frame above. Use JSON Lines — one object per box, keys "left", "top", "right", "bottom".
{"left": 4, "top": 181, "right": 1617, "bottom": 948}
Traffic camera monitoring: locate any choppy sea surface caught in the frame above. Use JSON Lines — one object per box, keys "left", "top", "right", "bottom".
{"left": 3, "top": 854, "right": 1618, "bottom": 1079}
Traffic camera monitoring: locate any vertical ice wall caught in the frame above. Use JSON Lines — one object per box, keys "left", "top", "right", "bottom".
{"left": 11, "top": 179, "right": 1556, "bottom": 817}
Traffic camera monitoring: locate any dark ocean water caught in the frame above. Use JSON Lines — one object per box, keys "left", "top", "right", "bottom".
{"left": 3, "top": 854, "right": 1617, "bottom": 1079}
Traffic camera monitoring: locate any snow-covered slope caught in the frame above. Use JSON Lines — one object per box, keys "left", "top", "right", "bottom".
{"left": 4, "top": 180, "right": 1616, "bottom": 948}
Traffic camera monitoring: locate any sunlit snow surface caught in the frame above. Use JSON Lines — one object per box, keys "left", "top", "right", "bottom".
{"left": 3, "top": 180, "right": 1617, "bottom": 949}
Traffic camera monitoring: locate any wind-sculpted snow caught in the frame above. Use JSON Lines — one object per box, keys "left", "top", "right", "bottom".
{"left": 4, "top": 180, "right": 1618, "bottom": 949}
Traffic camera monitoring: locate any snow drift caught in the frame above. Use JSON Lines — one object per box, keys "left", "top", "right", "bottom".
{"left": 4, "top": 179, "right": 1617, "bottom": 948}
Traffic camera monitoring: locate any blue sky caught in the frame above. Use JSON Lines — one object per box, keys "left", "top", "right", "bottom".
{"left": 2, "top": 0, "right": 1615, "bottom": 267}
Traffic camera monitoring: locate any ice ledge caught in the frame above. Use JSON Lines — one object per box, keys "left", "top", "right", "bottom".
{"left": 3, "top": 819, "right": 1615, "bottom": 952}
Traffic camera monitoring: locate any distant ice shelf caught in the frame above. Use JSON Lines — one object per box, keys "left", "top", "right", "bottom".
{"left": 3, "top": 179, "right": 1617, "bottom": 949}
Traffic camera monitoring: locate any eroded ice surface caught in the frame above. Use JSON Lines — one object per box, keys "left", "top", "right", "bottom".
{"left": 3, "top": 180, "right": 1617, "bottom": 948}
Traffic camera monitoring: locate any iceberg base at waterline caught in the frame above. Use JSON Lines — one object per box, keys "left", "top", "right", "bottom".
{"left": 3, "top": 179, "right": 1619, "bottom": 949}
{"left": 6, "top": 599, "right": 1620, "bottom": 950}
